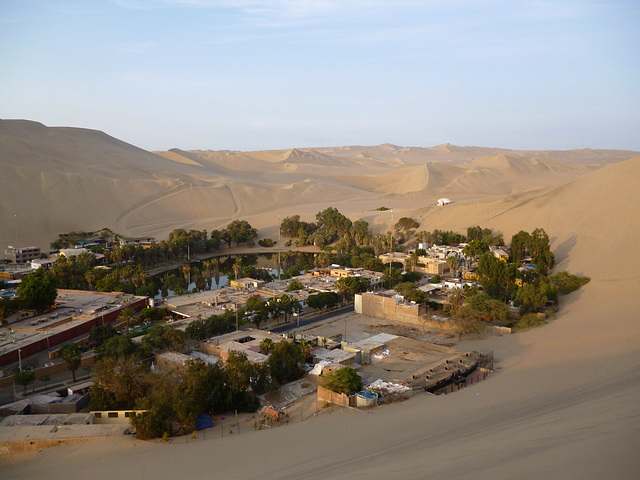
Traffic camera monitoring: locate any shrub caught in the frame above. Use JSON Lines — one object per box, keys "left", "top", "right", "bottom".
{"left": 258, "top": 238, "right": 276, "bottom": 247}
{"left": 322, "top": 367, "right": 362, "bottom": 395}
{"left": 547, "top": 271, "right": 590, "bottom": 295}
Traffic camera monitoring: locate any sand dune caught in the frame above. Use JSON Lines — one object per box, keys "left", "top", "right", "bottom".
{"left": 1, "top": 120, "right": 640, "bottom": 478}
{"left": 2, "top": 119, "right": 638, "bottom": 251}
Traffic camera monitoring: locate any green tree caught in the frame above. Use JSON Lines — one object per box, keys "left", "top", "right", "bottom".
{"left": 547, "top": 271, "right": 590, "bottom": 295}
{"left": 92, "top": 357, "right": 149, "bottom": 409}
{"left": 467, "top": 292, "right": 511, "bottom": 324}
{"left": 223, "top": 220, "right": 258, "bottom": 247}
{"left": 452, "top": 306, "right": 482, "bottom": 341}
{"left": 268, "top": 341, "right": 305, "bottom": 384}
{"left": 246, "top": 295, "right": 269, "bottom": 329}
{"left": 476, "top": 253, "right": 514, "bottom": 300}
{"left": 97, "top": 335, "right": 139, "bottom": 360}
{"left": 322, "top": 367, "right": 362, "bottom": 395}
{"left": 232, "top": 257, "right": 243, "bottom": 281}
{"left": 18, "top": 268, "right": 58, "bottom": 313}
{"left": 447, "top": 255, "right": 458, "bottom": 276}
{"left": 514, "top": 284, "right": 548, "bottom": 315}
{"left": 59, "top": 343, "right": 82, "bottom": 382}
{"left": 286, "top": 279, "right": 304, "bottom": 291}
{"left": 117, "top": 307, "right": 137, "bottom": 327}
{"left": 335, "top": 276, "right": 371, "bottom": 302}
{"left": 143, "top": 325, "right": 185, "bottom": 351}
{"left": 307, "top": 292, "right": 339, "bottom": 311}
{"left": 259, "top": 338, "right": 275, "bottom": 354}
{"left": 14, "top": 370, "right": 36, "bottom": 395}
{"left": 89, "top": 324, "right": 119, "bottom": 345}
{"left": 225, "top": 351, "right": 254, "bottom": 392}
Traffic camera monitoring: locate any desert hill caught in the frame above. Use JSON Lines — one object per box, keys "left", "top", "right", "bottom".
{"left": 1, "top": 118, "right": 638, "bottom": 254}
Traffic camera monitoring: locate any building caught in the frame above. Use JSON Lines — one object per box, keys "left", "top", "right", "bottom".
{"left": 31, "top": 258, "right": 57, "bottom": 270}
{"left": 355, "top": 291, "right": 427, "bottom": 324}
{"left": 0, "top": 290, "right": 148, "bottom": 368}
{"left": 437, "top": 198, "right": 452, "bottom": 206}
{"left": 5, "top": 246, "right": 41, "bottom": 264}
{"left": 118, "top": 237, "right": 155, "bottom": 247}
{"left": 200, "top": 329, "right": 287, "bottom": 364}
{"left": 229, "top": 278, "right": 265, "bottom": 289}
{"left": 415, "top": 257, "right": 450, "bottom": 275}
{"left": 490, "top": 247, "right": 509, "bottom": 262}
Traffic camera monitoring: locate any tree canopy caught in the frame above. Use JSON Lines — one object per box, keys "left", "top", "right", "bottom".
{"left": 322, "top": 367, "right": 362, "bottom": 395}
{"left": 18, "top": 268, "right": 58, "bottom": 313}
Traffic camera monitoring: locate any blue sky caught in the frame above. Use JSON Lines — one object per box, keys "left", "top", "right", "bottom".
{"left": 1, "top": 0, "right": 639, "bottom": 151}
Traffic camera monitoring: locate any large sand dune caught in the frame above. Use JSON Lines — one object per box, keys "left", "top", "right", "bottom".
{"left": 1, "top": 120, "right": 639, "bottom": 478}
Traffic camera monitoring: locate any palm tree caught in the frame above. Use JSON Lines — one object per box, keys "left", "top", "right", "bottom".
{"left": 233, "top": 258, "right": 243, "bottom": 281}
{"left": 85, "top": 270, "right": 96, "bottom": 291}
{"left": 117, "top": 307, "right": 137, "bottom": 328}
{"left": 446, "top": 287, "right": 466, "bottom": 312}
{"left": 59, "top": 344, "right": 82, "bottom": 383}
{"left": 203, "top": 260, "right": 213, "bottom": 290}
{"left": 212, "top": 258, "right": 221, "bottom": 289}
{"left": 447, "top": 255, "right": 458, "bottom": 277}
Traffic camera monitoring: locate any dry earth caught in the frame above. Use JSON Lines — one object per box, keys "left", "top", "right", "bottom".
{"left": 1, "top": 120, "right": 639, "bottom": 478}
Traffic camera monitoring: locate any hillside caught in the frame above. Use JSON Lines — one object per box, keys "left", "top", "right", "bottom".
{"left": 1, "top": 119, "right": 638, "bottom": 254}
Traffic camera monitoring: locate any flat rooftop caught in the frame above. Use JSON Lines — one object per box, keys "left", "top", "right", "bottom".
{"left": 0, "top": 290, "right": 143, "bottom": 365}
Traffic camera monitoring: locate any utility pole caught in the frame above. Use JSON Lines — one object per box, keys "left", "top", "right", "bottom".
{"left": 389, "top": 209, "right": 393, "bottom": 289}
{"left": 18, "top": 348, "right": 22, "bottom": 372}
{"left": 277, "top": 216, "right": 281, "bottom": 281}
{"left": 187, "top": 233, "right": 191, "bottom": 290}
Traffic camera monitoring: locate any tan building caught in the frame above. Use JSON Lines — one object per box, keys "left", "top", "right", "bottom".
{"left": 5, "top": 245, "right": 40, "bottom": 264}
{"left": 355, "top": 291, "right": 427, "bottom": 324}
{"left": 416, "top": 257, "right": 450, "bottom": 275}
{"left": 229, "top": 277, "right": 265, "bottom": 289}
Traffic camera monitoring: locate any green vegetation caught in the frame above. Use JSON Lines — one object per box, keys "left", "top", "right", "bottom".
{"left": 59, "top": 343, "right": 82, "bottom": 382}
{"left": 18, "top": 269, "right": 58, "bottom": 313}
{"left": 14, "top": 370, "right": 36, "bottom": 395}
{"left": 185, "top": 310, "right": 245, "bottom": 340}
{"left": 335, "top": 276, "right": 371, "bottom": 302}
{"left": 258, "top": 238, "right": 276, "bottom": 247}
{"left": 322, "top": 367, "right": 362, "bottom": 395}
{"left": 547, "top": 271, "right": 590, "bottom": 295}
{"left": 286, "top": 279, "right": 304, "bottom": 291}
{"left": 307, "top": 291, "right": 340, "bottom": 311}
{"left": 268, "top": 341, "right": 306, "bottom": 384}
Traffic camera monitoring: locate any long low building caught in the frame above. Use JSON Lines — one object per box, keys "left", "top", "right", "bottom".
{"left": 0, "top": 290, "right": 147, "bottom": 369}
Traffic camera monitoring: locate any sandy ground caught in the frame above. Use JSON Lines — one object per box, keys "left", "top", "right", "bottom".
{"left": 1, "top": 121, "right": 639, "bottom": 478}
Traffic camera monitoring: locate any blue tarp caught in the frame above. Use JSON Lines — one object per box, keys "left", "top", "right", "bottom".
{"left": 196, "top": 414, "right": 213, "bottom": 430}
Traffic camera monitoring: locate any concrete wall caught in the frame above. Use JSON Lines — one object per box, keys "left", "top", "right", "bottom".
{"left": 0, "top": 437, "right": 103, "bottom": 455}
{"left": 0, "top": 355, "right": 95, "bottom": 388}
{"left": 317, "top": 385, "right": 350, "bottom": 408}
{"left": 360, "top": 293, "right": 426, "bottom": 324}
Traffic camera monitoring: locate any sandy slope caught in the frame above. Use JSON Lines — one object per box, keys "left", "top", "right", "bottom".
{"left": 2, "top": 119, "right": 637, "bottom": 251}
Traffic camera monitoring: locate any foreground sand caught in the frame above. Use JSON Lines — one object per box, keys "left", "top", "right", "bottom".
{"left": 1, "top": 122, "right": 639, "bottom": 478}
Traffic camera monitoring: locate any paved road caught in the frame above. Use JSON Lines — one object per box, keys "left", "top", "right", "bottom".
{"left": 270, "top": 305, "right": 354, "bottom": 333}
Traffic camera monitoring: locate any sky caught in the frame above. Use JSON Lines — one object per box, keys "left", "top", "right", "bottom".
{"left": 1, "top": 0, "right": 639, "bottom": 151}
